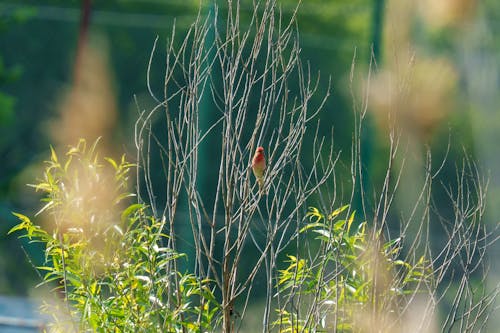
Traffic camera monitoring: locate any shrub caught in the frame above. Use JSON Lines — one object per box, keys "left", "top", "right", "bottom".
{"left": 275, "top": 206, "right": 432, "bottom": 331}
{"left": 10, "top": 139, "right": 220, "bottom": 332}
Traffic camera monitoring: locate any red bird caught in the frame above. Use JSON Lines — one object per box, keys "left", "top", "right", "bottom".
{"left": 252, "top": 146, "right": 266, "bottom": 190}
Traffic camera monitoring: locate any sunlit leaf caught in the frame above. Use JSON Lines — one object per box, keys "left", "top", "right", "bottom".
{"left": 328, "top": 204, "right": 349, "bottom": 220}
{"left": 121, "top": 203, "right": 144, "bottom": 223}
{"left": 299, "top": 222, "right": 327, "bottom": 234}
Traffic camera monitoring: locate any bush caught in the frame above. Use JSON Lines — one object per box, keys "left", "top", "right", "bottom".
{"left": 275, "top": 206, "right": 432, "bottom": 332}
{"left": 10, "top": 139, "right": 219, "bottom": 332}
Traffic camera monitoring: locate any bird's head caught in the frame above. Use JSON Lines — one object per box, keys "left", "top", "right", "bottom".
{"left": 256, "top": 147, "right": 264, "bottom": 154}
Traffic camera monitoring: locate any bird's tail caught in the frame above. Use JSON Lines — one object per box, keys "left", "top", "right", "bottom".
{"left": 258, "top": 177, "right": 265, "bottom": 194}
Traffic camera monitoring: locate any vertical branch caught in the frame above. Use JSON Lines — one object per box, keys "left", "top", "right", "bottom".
{"left": 74, "top": 0, "right": 92, "bottom": 84}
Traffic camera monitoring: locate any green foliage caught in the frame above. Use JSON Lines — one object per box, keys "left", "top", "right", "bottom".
{"left": 275, "top": 206, "right": 433, "bottom": 332}
{"left": 9, "top": 139, "right": 220, "bottom": 332}
{"left": 274, "top": 309, "right": 310, "bottom": 333}
{"left": 0, "top": 5, "right": 31, "bottom": 126}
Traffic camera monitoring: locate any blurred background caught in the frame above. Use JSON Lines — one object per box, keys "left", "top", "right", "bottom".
{"left": 0, "top": 0, "right": 498, "bottom": 330}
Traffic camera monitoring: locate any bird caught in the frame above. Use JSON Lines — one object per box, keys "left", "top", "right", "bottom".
{"left": 252, "top": 146, "right": 266, "bottom": 191}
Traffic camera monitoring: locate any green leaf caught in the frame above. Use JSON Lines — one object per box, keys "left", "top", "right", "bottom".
{"left": 313, "top": 229, "right": 331, "bottom": 239}
{"left": 35, "top": 200, "right": 54, "bottom": 217}
{"left": 8, "top": 212, "right": 31, "bottom": 234}
{"left": 353, "top": 281, "right": 371, "bottom": 298}
{"left": 121, "top": 203, "right": 144, "bottom": 223}
{"left": 105, "top": 157, "right": 118, "bottom": 170}
{"left": 37, "top": 266, "right": 55, "bottom": 272}
{"left": 328, "top": 204, "right": 349, "bottom": 220}
{"left": 306, "top": 207, "right": 324, "bottom": 222}
{"left": 383, "top": 237, "right": 401, "bottom": 249}
{"left": 346, "top": 211, "right": 356, "bottom": 233}
{"left": 299, "top": 222, "right": 327, "bottom": 234}
{"left": 50, "top": 146, "right": 58, "bottom": 164}
{"left": 333, "top": 219, "right": 346, "bottom": 231}
{"left": 393, "top": 260, "right": 411, "bottom": 269}
{"left": 115, "top": 192, "right": 136, "bottom": 205}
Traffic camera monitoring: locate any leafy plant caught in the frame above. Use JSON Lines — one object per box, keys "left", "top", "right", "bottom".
{"left": 275, "top": 205, "right": 433, "bottom": 332}
{"left": 9, "top": 139, "right": 220, "bottom": 332}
